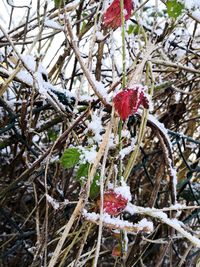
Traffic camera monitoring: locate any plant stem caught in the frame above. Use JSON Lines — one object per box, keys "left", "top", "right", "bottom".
{"left": 118, "top": 0, "right": 126, "bottom": 183}
{"left": 120, "top": 0, "right": 126, "bottom": 88}
{"left": 119, "top": 0, "right": 127, "bottom": 260}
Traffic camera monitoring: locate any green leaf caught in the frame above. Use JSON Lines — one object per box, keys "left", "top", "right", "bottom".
{"left": 80, "top": 21, "right": 87, "bottom": 34}
{"left": 60, "top": 148, "right": 80, "bottom": 169}
{"left": 127, "top": 25, "right": 134, "bottom": 35}
{"left": 48, "top": 130, "right": 58, "bottom": 142}
{"left": 89, "top": 173, "right": 100, "bottom": 199}
{"left": 76, "top": 163, "right": 100, "bottom": 199}
{"left": 127, "top": 24, "right": 140, "bottom": 35}
{"left": 166, "top": 0, "right": 184, "bottom": 19}
{"left": 54, "top": 0, "right": 61, "bottom": 8}
{"left": 82, "top": 12, "right": 88, "bottom": 18}
{"left": 53, "top": 0, "right": 69, "bottom": 8}
{"left": 77, "top": 163, "right": 89, "bottom": 184}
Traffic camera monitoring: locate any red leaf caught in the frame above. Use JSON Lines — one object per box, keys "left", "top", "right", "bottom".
{"left": 103, "top": 190, "right": 128, "bottom": 215}
{"left": 103, "top": 0, "right": 134, "bottom": 29}
{"left": 113, "top": 86, "right": 149, "bottom": 120}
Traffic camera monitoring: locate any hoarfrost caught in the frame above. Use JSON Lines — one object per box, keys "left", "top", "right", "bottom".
{"left": 46, "top": 194, "right": 60, "bottom": 210}
{"left": 44, "top": 19, "right": 64, "bottom": 30}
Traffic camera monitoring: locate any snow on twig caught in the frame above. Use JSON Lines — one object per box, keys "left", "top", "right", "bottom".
{"left": 83, "top": 209, "right": 153, "bottom": 234}
{"left": 125, "top": 203, "right": 200, "bottom": 247}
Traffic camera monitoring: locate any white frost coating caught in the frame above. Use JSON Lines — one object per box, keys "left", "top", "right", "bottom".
{"left": 133, "top": 0, "right": 138, "bottom": 8}
{"left": 114, "top": 185, "right": 132, "bottom": 201}
{"left": 79, "top": 145, "right": 97, "bottom": 164}
{"left": 96, "top": 31, "right": 104, "bottom": 41}
{"left": 125, "top": 203, "right": 200, "bottom": 247}
{"left": 92, "top": 77, "right": 110, "bottom": 103}
{"left": 136, "top": 218, "right": 154, "bottom": 232}
{"left": 21, "top": 54, "right": 47, "bottom": 75}
{"left": 84, "top": 111, "right": 103, "bottom": 144}
{"left": 46, "top": 194, "right": 60, "bottom": 210}
{"left": 0, "top": 106, "right": 4, "bottom": 119}
{"left": 44, "top": 19, "right": 64, "bottom": 30}
{"left": 168, "top": 158, "right": 178, "bottom": 202}
{"left": 192, "top": 10, "right": 200, "bottom": 20}
{"left": 119, "top": 137, "right": 136, "bottom": 159}
{"left": 0, "top": 67, "right": 33, "bottom": 88}
{"left": 83, "top": 209, "right": 99, "bottom": 221}
{"left": 124, "top": 231, "right": 129, "bottom": 252}
{"left": 178, "top": 0, "right": 200, "bottom": 9}
{"left": 189, "top": 183, "right": 200, "bottom": 197}
{"left": 121, "top": 129, "right": 131, "bottom": 139}
{"left": 21, "top": 55, "right": 36, "bottom": 71}
{"left": 79, "top": 94, "right": 94, "bottom": 101}
{"left": 125, "top": 203, "right": 137, "bottom": 215}
{"left": 106, "top": 181, "right": 132, "bottom": 202}
{"left": 83, "top": 210, "right": 153, "bottom": 233}
{"left": 107, "top": 182, "right": 114, "bottom": 190}
{"left": 108, "top": 133, "right": 116, "bottom": 148}
{"left": 0, "top": 66, "right": 32, "bottom": 87}
{"left": 17, "top": 70, "right": 33, "bottom": 86}
{"left": 102, "top": 213, "right": 134, "bottom": 228}
{"left": 169, "top": 203, "right": 186, "bottom": 210}
{"left": 102, "top": 0, "right": 112, "bottom": 11}
{"left": 0, "top": 55, "right": 50, "bottom": 91}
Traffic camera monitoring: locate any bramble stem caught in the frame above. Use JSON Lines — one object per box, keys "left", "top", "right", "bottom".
{"left": 119, "top": 0, "right": 127, "bottom": 260}
{"left": 118, "top": 0, "right": 126, "bottom": 184}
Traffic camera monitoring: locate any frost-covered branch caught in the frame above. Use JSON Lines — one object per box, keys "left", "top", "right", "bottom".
{"left": 125, "top": 203, "right": 200, "bottom": 248}
{"left": 83, "top": 210, "right": 153, "bottom": 234}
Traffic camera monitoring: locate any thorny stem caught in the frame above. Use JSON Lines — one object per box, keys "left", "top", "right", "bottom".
{"left": 118, "top": 0, "right": 126, "bottom": 184}
{"left": 118, "top": 120, "right": 123, "bottom": 181}
{"left": 119, "top": 0, "right": 127, "bottom": 261}
{"left": 120, "top": 0, "right": 126, "bottom": 88}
